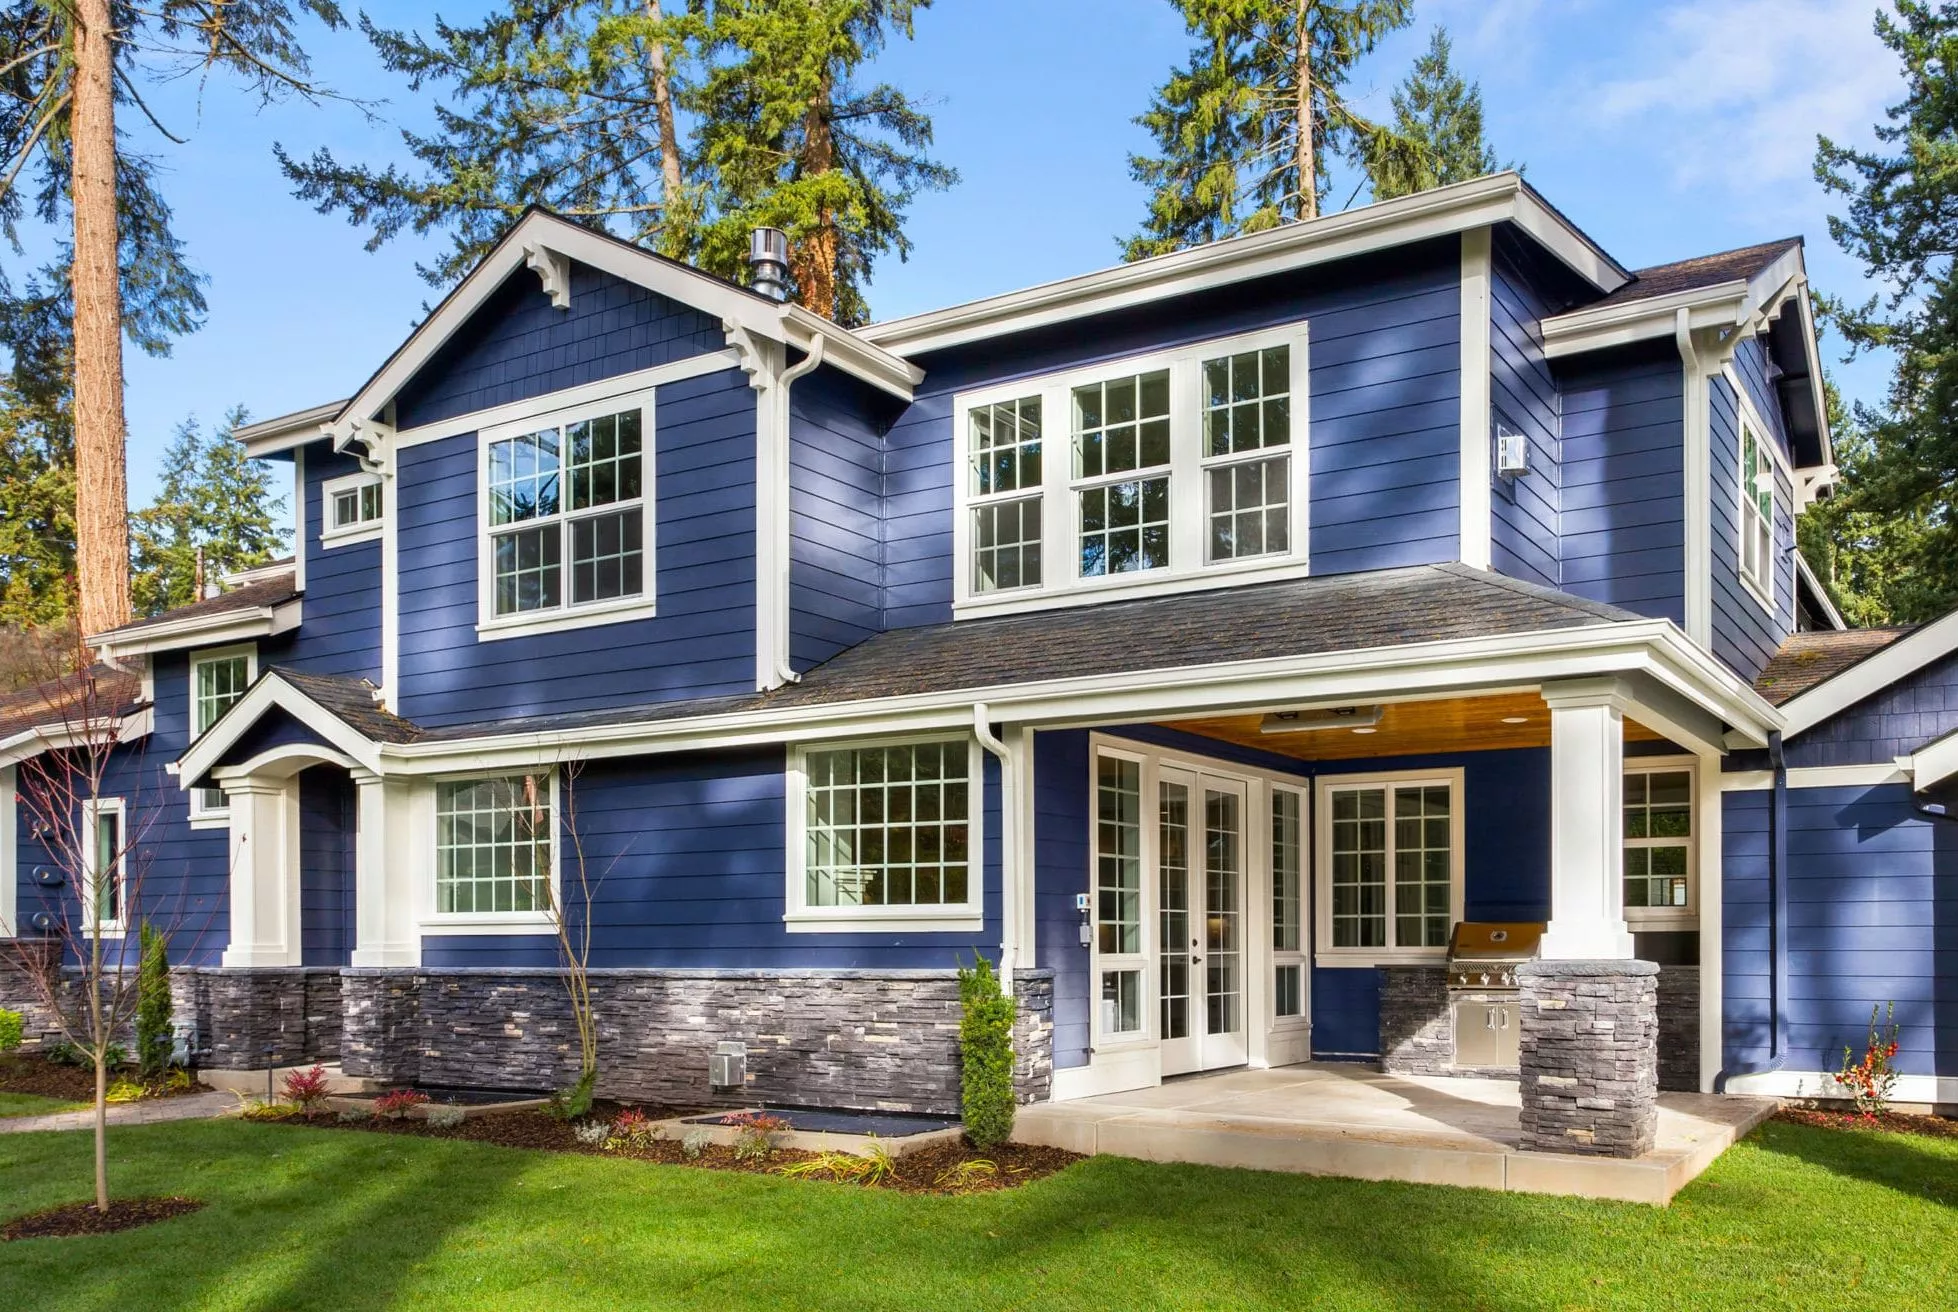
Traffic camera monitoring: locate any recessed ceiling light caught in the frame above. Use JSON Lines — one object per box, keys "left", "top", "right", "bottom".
{"left": 1501, "top": 716, "right": 1529, "bottom": 725}
{"left": 1351, "top": 727, "right": 1377, "bottom": 735}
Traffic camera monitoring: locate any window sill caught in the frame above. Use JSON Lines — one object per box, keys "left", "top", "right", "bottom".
{"left": 1739, "top": 569, "right": 1774, "bottom": 613}
{"left": 1314, "top": 948, "right": 1447, "bottom": 969}
{"left": 956, "top": 553, "right": 1311, "bottom": 620}
{"left": 420, "top": 915, "right": 558, "bottom": 937}
{"left": 320, "top": 525, "right": 383, "bottom": 549}
{"left": 784, "top": 912, "right": 983, "bottom": 935}
{"left": 476, "top": 597, "right": 657, "bottom": 643}
{"left": 1626, "top": 909, "right": 1696, "bottom": 930}
{"left": 188, "top": 813, "right": 229, "bottom": 831}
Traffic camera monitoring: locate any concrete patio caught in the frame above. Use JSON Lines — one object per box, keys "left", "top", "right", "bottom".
{"left": 1013, "top": 1063, "right": 1777, "bottom": 1205}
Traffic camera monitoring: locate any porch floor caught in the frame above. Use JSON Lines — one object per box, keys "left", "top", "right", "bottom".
{"left": 1013, "top": 1063, "right": 1777, "bottom": 1205}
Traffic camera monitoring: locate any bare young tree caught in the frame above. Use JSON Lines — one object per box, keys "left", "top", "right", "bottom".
{"left": 537, "top": 760, "right": 614, "bottom": 1118}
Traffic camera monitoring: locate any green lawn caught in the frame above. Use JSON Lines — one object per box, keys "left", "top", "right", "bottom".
{"left": 0, "top": 1091, "right": 81, "bottom": 1119}
{"left": 2, "top": 1118, "right": 1953, "bottom": 1311}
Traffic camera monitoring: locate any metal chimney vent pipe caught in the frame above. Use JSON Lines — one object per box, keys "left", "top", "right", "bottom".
{"left": 749, "top": 227, "right": 790, "bottom": 301}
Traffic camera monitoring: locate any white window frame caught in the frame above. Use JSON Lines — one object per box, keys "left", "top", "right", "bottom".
{"left": 1727, "top": 372, "right": 1787, "bottom": 615}
{"left": 1269, "top": 781, "right": 1309, "bottom": 1031}
{"left": 81, "top": 796, "right": 127, "bottom": 939}
{"left": 1090, "top": 743, "right": 1152, "bottom": 1049}
{"left": 0, "top": 765, "right": 17, "bottom": 938}
{"left": 951, "top": 323, "right": 1310, "bottom": 619}
{"left": 1313, "top": 767, "right": 1466, "bottom": 966}
{"left": 475, "top": 387, "right": 657, "bottom": 642}
{"left": 784, "top": 734, "right": 985, "bottom": 934}
{"left": 420, "top": 769, "right": 561, "bottom": 935}
{"left": 188, "top": 643, "right": 257, "bottom": 827}
{"left": 320, "top": 470, "right": 385, "bottom": 547}
{"left": 1623, "top": 756, "right": 1697, "bottom": 928}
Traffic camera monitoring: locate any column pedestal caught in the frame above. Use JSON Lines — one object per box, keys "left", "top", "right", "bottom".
{"left": 1516, "top": 959, "right": 1659, "bottom": 1158}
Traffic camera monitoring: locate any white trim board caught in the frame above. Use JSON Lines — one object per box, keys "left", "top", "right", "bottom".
{"left": 1723, "top": 1069, "right": 1958, "bottom": 1107}
{"left": 1718, "top": 763, "right": 1912, "bottom": 791}
{"left": 89, "top": 596, "right": 300, "bottom": 662}
{"left": 1777, "top": 606, "right": 1958, "bottom": 739}
{"left": 0, "top": 764, "right": 14, "bottom": 936}
{"left": 1458, "top": 228, "right": 1493, "bottom": 571}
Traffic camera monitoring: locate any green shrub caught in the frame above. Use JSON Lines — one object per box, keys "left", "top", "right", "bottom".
{"left": 46, "top": 1040, "right": 128, "bottom": 1069}
{"left": 0, "top": 1008, "right": 22, "bottom": 1052}
{"left": 136, "top": 920, "right": 174, "bottom": 1078}
{"left": 957, "top": 955, "right": 1016, "bottom": 1149}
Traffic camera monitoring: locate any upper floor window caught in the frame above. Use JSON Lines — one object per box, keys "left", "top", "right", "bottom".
{"left": 1624, "top": 763, "right": 1694, "bottom": 922}
{"left": 321, "top": 471, "right": 384, "bottom": 547}
{"left": 1314, "top": 768, "right": 1463, "bottom": 964}
{"left": 190, "top": 645, "right": 254, "bottom": 821}
{"left": 477, "top": 391, "right": 655, "bottom": 639}
{"left": 954, "top": 325, "right": 1308, "bottom": 615}
{"left": 1739, "top": 423, "right": 1774, "bottom": 604}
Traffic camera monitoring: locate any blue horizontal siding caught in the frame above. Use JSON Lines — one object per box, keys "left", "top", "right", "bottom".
{"left": 1708, "top": 374, "right": 1793, "bottom": 681}
{"left": 298, "top": 766, "right": 355, "bottom": 968}
{"left": 395, "top": 367, "right": 758, "bottom": 727}
{"left": 269, "top": 443, "right": 381, "bottom": 681}
{"left": 1488, "top": 233, "right": 1563, "bottom": 590}
{"left": 789, "top": 367, "right": 890, "bottom": 669}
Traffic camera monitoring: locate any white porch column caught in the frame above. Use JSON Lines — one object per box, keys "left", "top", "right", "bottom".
{"left": 350, "top": 771, "right": 420, "bottom": 968}
{"left": 220, "top": 780, "right": 302, "bottom": 967}
{"left": 1539, "top": 678, "right": 1636, "bottom": 961}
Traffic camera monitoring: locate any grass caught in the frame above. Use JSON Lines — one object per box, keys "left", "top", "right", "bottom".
{"left": 0, "top": 1091, "right": 82, "bottom": 1119}
{"left": 2, "top": 1117, "right": 1954, "bottom": 1311}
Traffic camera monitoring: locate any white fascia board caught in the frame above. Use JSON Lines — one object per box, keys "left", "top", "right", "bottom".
{"left": 1541, "top": 283, "right": 1750, "bottom": 359}
{"left": 0, "top": 719, "right": 122, "bottom": 768}
{"left": 89, "top": 603, "right": 296, "bottom": 662}
{"left": 860, "top": 174, "right": 1627, "bottom": 357}
{"left": 779, "top": 303, "right": 921, "bottom": 400}
{"left": 1908, "top": 727, "right": 1958, "bottom": 789}
{"left": 1794, "top": 553, "right": 1847, "bottom": 630}
{"left": 237, "top": 399, "right": 348, "bottom": 458}
{"left": 367, "top": 618, "right": 1776, "bottom": 774}
{"left": 1792, "top": 284, "right": 1835, "bottom": 469}
{"left": 174, "top": 673, "right": 384, "bottom": 785}
{"left": 1779, "top": 606, "right": 1958, "bottom": 738}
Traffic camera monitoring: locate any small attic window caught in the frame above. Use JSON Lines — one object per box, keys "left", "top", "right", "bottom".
{"left": 322, "top": 471, "right": 385, "bottom": 546}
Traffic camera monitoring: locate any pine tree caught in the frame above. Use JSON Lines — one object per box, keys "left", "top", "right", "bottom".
{"left": 130, "top": 409, "right": 289, "bottom": 617}
{"left": 1125, "top": 0, "right": 1413, "bottom": 261}
{"left": 0, "top": 376, "right": 75, "bottom": 628}
{"left": 1814, "top": 1, "right": 1958, "bottom": 622}
{"left": 1366, "top": 27, "right": 1501, "bottom": 201}
{"left": 278, "top": 1, "right": 700, "bottom": 289}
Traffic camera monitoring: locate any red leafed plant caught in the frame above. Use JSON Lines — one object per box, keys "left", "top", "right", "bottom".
{"left": 721, "top": 1111, "right": 789, "bottom": 1162}
{"left": 280, "top": 1065, "right": 331, "bottom": 1116}
{"left": 373, "top": 1089, "right": 431, "bottom": 1120}
{"left": 1836, "top": 1001, "right": 1902, "bottom": 1120}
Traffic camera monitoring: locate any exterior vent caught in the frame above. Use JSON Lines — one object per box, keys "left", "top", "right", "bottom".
{"left": 749, "top": 228, "right": 790, "bottom": 302}
{"left": 708, "top": 1040, "right": 747, "bottom": 1090}
{"left": 1495, "top": 422, "right": 1529, "bottom": 478}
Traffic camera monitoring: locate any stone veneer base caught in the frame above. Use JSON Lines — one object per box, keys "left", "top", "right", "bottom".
{"left": 1517, "top": 959, "right": 1660, "bottom": 1158}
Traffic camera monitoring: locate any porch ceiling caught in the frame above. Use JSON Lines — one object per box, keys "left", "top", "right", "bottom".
{"left": 1165, "top": 691, "right": 1667, "bottom": 762}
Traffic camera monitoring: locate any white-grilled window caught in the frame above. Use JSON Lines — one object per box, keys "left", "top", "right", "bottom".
{"left": 322, "top": 472, "right": 384, "bottom": 545}
{"left": 1203, "top": 345, "right": 1293, "bottom": 562}
{"left": 969, "top": 397, "right": 1044, "bottom": 593}
{"left": 479, "top": 393, "right": 654, "bottom": 637}
{"left": 435, "top": 774, "right": 554, "bottom": 916}
{"left": 1074, "top": 371, "right": 1172, "bottom": 578}
{"left": 789, "top": 738, "right": 980, "bottom": 931}
{"left": 1624, "top": 764, "right": 1694, "bottom": 918}
{"left": 1739, "top": 424, "right": 1774, "bottom": 602}
{"left": 1271, "top": 786, "right": 1306, "bottom": 1020}
{"left": 189, "top": 646, "right": 254, "bottom": 820}
{"left": 1315, "top": 769, "right": 1463, "bottom": 963}
{"left": 1095, "top": 752, "right": 1146, "bottom": 1038}
{"left": 83, "top": 798, "right": 126, "bottom": 937}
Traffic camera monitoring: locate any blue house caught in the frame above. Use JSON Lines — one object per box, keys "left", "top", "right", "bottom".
{"left": 4, "top": 173, "right": 1953, "bottom": 1154}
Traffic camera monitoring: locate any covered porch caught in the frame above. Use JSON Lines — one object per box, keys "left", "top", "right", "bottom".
{"left": 1014, "top": 1062, "right": 1777, "bottom": 1205}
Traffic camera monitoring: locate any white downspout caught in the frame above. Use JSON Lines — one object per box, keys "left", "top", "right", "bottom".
{"left": 766, "top": 334, "right": 827, "bottom": 688}
{"left": 973, "top": 702, "right": 1018, "bottom": 996}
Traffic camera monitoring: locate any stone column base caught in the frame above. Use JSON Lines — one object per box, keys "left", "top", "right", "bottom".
{"left": 1516, "top": 959, "right": 1659, "bottom": 1158}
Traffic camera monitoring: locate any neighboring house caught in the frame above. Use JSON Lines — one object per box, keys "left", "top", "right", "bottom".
{"left": 2, "top": 173, "right": 1952, "bottom": 1146}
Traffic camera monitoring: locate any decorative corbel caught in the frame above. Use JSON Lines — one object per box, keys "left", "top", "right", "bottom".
{"left": 722, "top": 317, "right": 770, "bottom": 391}
{"left": 1796, "top": 464, "right": 1840, "bottom": 511}
{"left": 523, "top": 242, "right": 571, "bottom": 310}
{"left": 322, "top": 416, "right": 397, "bottom": 478}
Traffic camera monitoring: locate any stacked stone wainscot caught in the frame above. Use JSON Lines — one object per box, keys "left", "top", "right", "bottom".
{"left": 1516, "top": 959, "right": 1659, "bottom": 1158}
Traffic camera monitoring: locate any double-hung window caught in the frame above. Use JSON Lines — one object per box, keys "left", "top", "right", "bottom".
{"left": 953, "top": 325, "right": 1308, "bottom": 614}
{"left": 434, "top": 774, "right": 554, "bottom": 919}
{"left": 480, "top": 393, "right": 654, "bottom": 636}
{"left": 790, "top": 738, "right": 980, "bottom": 931}
{"left": 1739, "top": 423, "right": 1774, "bottom": 603}
{"left": 189, "top": 646, "right": 254, "bottom": 820}
{"left": 1624, "top": 764, "right": 1693, "bottom": 920}
{"left": 1315, "top": 769, "right": 1463, "bottom": 962}
{"left": 321, "top": 471, "right": 384, "bottom": 546}
{"left": 1271, "top": 786, "right": 1307, "bottom": 1020}
{"left": 82, "top": 798, "right": 125, "bottom": 937}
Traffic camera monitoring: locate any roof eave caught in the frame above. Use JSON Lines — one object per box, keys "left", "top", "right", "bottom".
{"left": 89, "top": 597, "right": 302, "bottom": 662}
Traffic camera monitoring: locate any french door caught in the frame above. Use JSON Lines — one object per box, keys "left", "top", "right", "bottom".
{"left": 1159, "top": 769, "right": 1248, "bottom": 1076}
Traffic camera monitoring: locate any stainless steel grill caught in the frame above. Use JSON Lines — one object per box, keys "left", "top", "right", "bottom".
{"left": 1445, "top": 921, "right": 1545, "bottom": 1069}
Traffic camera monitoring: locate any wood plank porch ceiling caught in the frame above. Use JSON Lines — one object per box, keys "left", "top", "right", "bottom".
{"left": 1165, "top": 692, "right": 1665, "bottom": 762}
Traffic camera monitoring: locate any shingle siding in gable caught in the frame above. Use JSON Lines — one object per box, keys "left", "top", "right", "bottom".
{"left": 394, "top": 261, "right": 728, "bottom": 431}
{"left": 1785, "top": 649, "right": 1958, "bottom": 768}
{"left": 789, "top": 367, "right": 889, "bottom": 669}
{"left": 394, "top": 366, "right": 759, "bottom": 728}
{"left": 879, "top": 240, "right": 1463, "bottom": 627}
{"left": 1488, "top": 234, "right": 1563, "bottom": 589}
{"left": 1555, "top": 344, "right": 1684, "bottom": 624}
{"left": 1708, "top": 374, "right": 1793, "bottom": 681}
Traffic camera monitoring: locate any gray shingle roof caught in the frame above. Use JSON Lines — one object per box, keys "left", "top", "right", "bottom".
{"left": 0, "top": 664, "right": 143, "bottom": 741}
{"left": 1753, "top": 626, "right": 1914, "bottom": 706}
{"left": 272, "top": 669, "right": 424, "bottom": 744}
{"left": 93, "top": 570, "right": 300, "bottom": 641}
{"left": 1588, "top": 238, "right": 1802, "bottom": 310}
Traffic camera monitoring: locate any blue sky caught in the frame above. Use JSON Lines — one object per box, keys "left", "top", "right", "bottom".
{"left": 100, "top": 0, "right": 1902, "bottom": 511}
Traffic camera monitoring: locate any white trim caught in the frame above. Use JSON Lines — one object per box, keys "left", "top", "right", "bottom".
{"left": 421, "top": 769, "right": 562, "bottom": 933}
{"left": 1729, "top": 374, "right": 1781, "bottom": 614}
{"left": 862, "top": 174, "right": 1627, "bottom": 356}
{"left": 210, "top": 743, "right": 363, "bottom": 783}
{"left": 381, "top": 431, "right": 399, "bottom": 710}
{"left": 236, "top": 399, "right": 348, "bottom": 458}
{"left": 1543, "top": 243, "right": 1808, "bottom": 364}
{"left": 784, "top": 734, "right": 986, "bottom": 933}
{"left": 1719, "top": 762, "right": 1914, "bottom": 791}
{"left": 188, "top": 643, "right": 259, "bottom": 822}
{"left": 320, "top": 470, "right": 385, "bottom": 548}
{"left": 0, "top": 765, "right": 15, "bottom": 936}
{"left": 1694, "top": 746, "right": 1723, "bottom": 1092}
{"left": 473, "top": 388, "right": 658, "bottom": 641}
{"left": 176, "top": 672, "right": 385, "bottom": 784}
{"left": 951, "top": 323, "right": 1311, "bottom": 618}
{"left": 1909, "top": 729, "right": 1958, "bottom": 790}
{"left": 1051, "top": 1046, "right": 1162, "bottom": 1101}
{"left": 80, "top": 796, "right": 127, "bottom": 939}
{"left": 1458, "top": 228, "right": 1493, "bottom": 570}
{"left": 1793, "top": 553, "right": 1846, "bottom": 630}
{"left": 1621, "top": 755, "right": 1697, "bottom": 929}
{"left": 1312, "top": 766, "right": 1467, "bottom": 967}
{"left": 1723, "top": 1069, "right": 1958, "bottom": 1106}
{"left": 1677, "top": 310, "right": 1717, "bottom": 648}
{"left": 1779, "top": 606, "right": 1958, "bottom": 738}
{"left": 88, "top": 595, "right": 299, "bottom": 661}
{"left": 391, "top": 352, "right": 742, "bottom": 450}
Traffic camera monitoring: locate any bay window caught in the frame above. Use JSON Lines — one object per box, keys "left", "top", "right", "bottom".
{"left": 1315, "top": 769, "right": 1463, "bottom": 962}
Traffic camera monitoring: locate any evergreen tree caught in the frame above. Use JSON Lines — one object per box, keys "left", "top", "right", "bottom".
{"left": 278, "top": 1, "right": 700, "bottom": 288}
{"left": 1125, "top": 0, "right": 1413, "bottom": 261}
{"left": 1366, "top": 26, "right": 1501, "bottom": 201}
{"left": 1814, "top": 1, "right": 1958, "bottom": 622}
{"left": 130, "top": 409, "right": 288, "bottom": 616}
{"left": 0, "top": 376, "right": 75, "bottom": 628}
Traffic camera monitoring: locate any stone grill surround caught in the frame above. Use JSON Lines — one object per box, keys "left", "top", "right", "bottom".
{"left": 1516, "top": 959, "right": 1659, "bottom": 1158}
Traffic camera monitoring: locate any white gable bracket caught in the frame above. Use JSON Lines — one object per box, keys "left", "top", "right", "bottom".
{"left": 323, "top": 416, "right": 397, "bottom": 478}
{"left": 523, "top": 242, "right": 572, "bottom": 310}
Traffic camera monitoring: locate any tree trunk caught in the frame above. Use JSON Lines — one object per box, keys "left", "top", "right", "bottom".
{"left": 71, "top": 0, "right": 130, "bottom": 640}
{"left": 645, "top": 2, "right": 686, "bottom": 259}
{"left": 1295, "top": 0, "right": 1316, "bottom": 222}
{"left": 789, "top": 75, "right": 839, "bottom": 321}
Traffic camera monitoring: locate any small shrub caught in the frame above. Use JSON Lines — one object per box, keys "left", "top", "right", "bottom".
{"left": 240, "top": 1097, "right": 297, "bottom": 1121}
{"left": 680, "top": 1128, "right": 712, "bottom": 1160}
{"left": 372, "top": 1089, "right": 431, "bottom": 1119}
{"left": 547, "top": 1069, "right": 597, "bottom": 1122}
{"left": 1837, "top": 1001, "right": 1903, "bottom": 1118}
{"left": 0, "top": 1008, "right": 22, "bottom": 1052}
{"left": 105, "top": 1078, "right": 146, "bottom": 1104}
{"left": 957, "top": 955, "right": 1017, "bottom": 1148}
{"left": 722, "top": 1111, "right": 789, "bottom": 1162}
{"left": 280, "top": 1064, "right": 332, "bottom": 1116}
{"left": 136, "top": 920, "right": 174, "bottom": 1079}
{"left": 425, "top": 1104, "right": 467, "bottom": 1130}
{"left": 606, "top": 1107, "right": 660, "bottom": 1152}
{"left": 155, "top": 1068, "right": 194, "bottom": 1094}
{"left": 933, "top": 1158, "right": 998, "bottom": 1191}
{"left": 573, "top": 1120, "right": 611, "bottom": 1147}
{"left": 779, "top": 1138, "right": 899, "bottom": 1186}
{"left": 337, "top": 1106, "right": 374, "bottom": 1123}
{"left": 44, "top": 1040, "right": 123, "bottom": 1068}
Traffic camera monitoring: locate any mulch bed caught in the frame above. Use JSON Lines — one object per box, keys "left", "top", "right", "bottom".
{"left": 276, "top": 1101, "right": 1082, "bottom": 1194}
{"left": 0, "top": 1053, "right": 205, "bottom": 1103}
{"left": 3, "top": 1196, "right": 205, "bottom": 1242}
{"left": 1775, "top": 1107, "right": 1958, "bottom": 1140}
